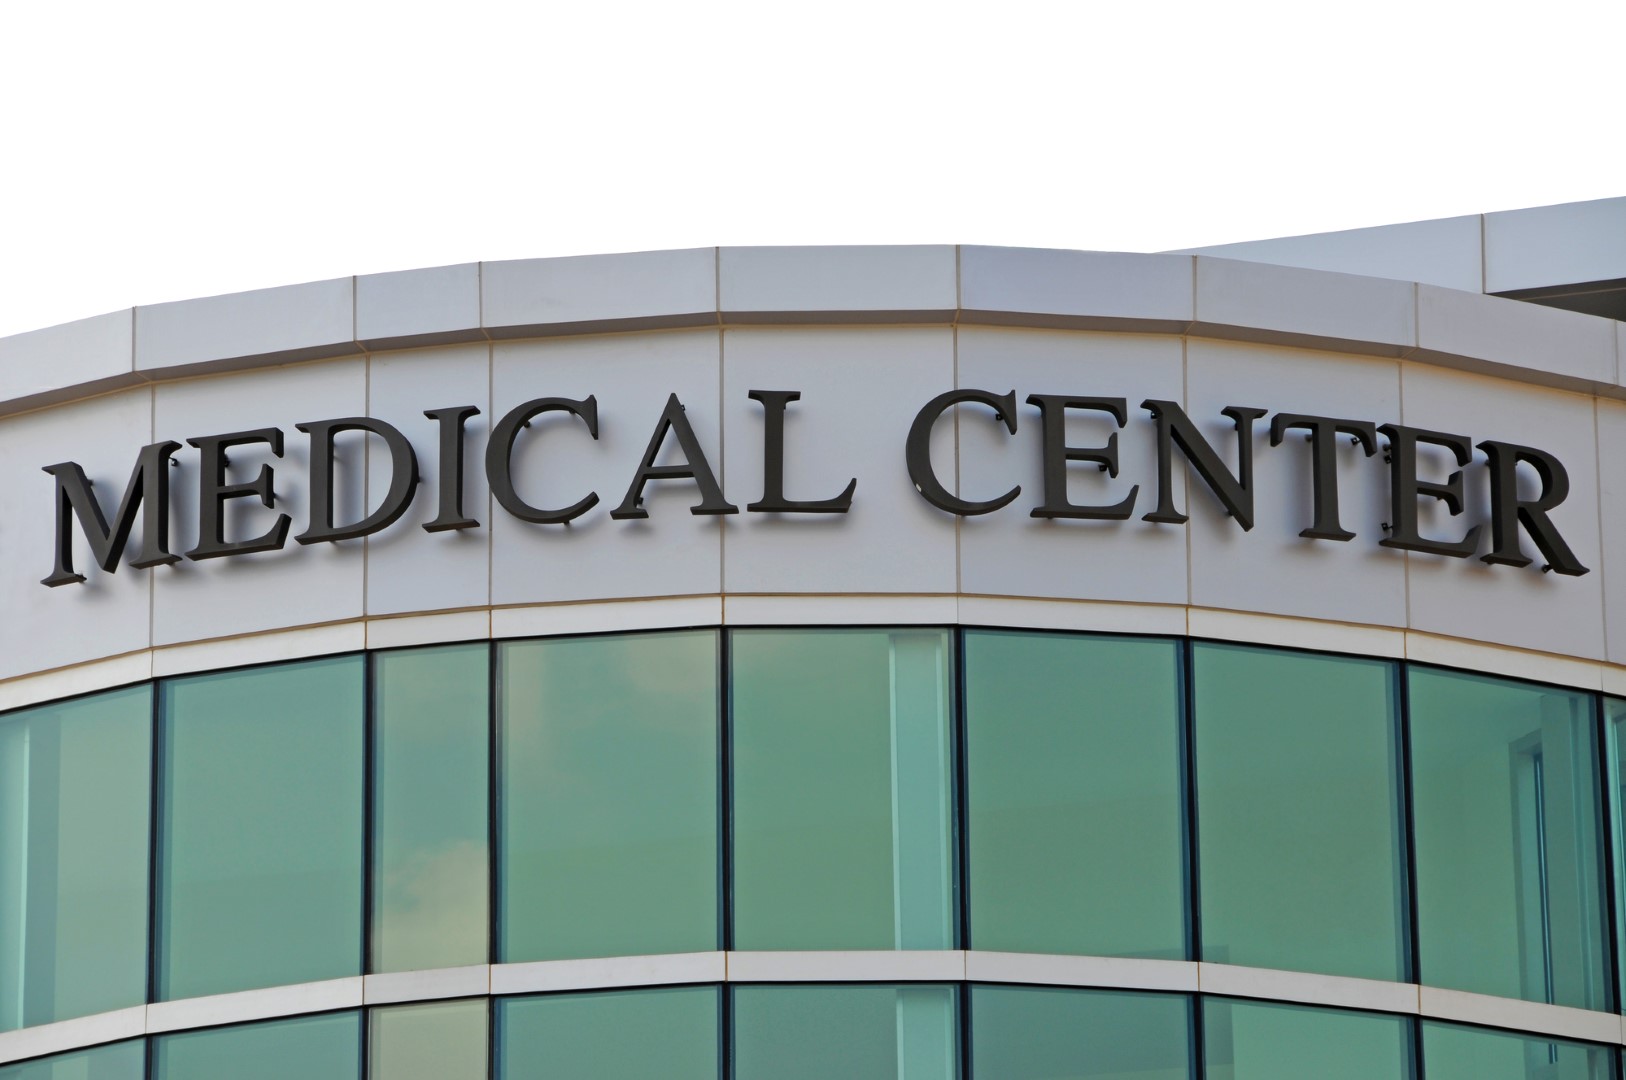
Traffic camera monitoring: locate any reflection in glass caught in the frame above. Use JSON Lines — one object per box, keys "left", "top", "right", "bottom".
{"left": 970, "top": 985, "right": 1191, "bottom": 1080}
{"left": 373, "top": 645, "right": 489, "bottom": 972}
{"left": 371, "top": 999, "right": 486, "bottom": 1080}
{"left": 1605, "top": 696, "right": 1626, "bottom": 1009}
{"left": 965, "top": 631, "right": 1184, "bottom": 958}
{"left": 1410, "top": 669, "right": 1607, "bottom": 1009}
{"left": 152, "top": 1011, "right": 361, "bottom": 1080}
{"left": 1195, "top": 644, "right": 1406, "bottom": 980}
{"left": 734, "top": 984, "right": 955, "bottom": 1080}
{"left": 500, "top": 632, "right": 718, "bottom": 961}
{"left": 1422, "top": 1019, "right": 1613, "bottom": 1080}
{"left": 156, "top": 657, "right": 365, "bottom": 1000}
{"left": 497, "top": 987, "right": 719, "bottom": 1079}
{"left": 0, "top": 687, "right": 151, "bottom": 1031}
{"left": 0, "top": 1039, "right": 144, "bottom": 1080}
{"left": 733, "top": 629, "right": 953, "bottom": 950}
{"left": 1203, "top": 999, "right": 1413, "bottom": 1080}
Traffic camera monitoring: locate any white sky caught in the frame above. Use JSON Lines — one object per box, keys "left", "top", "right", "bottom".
{"left": 1, "top": 0, "right": 1621, "bottom": 338}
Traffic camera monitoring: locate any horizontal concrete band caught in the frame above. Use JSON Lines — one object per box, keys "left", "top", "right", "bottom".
{"left": 3, "top": 952, "right": 1621, "bottom": 1066}
{"left": 0, "top": 248, "right": 1620, "bottom": 417}
{"left": 3, "top": 595, "right": 1621, "bottom": 716}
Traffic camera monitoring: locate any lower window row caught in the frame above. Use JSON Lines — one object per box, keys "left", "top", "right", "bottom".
{"left": 7, "top": 628, "right": 1626, "bottom": 1034}
{"left": 5, "top": 986, "right": 1616, "bottom": 1080}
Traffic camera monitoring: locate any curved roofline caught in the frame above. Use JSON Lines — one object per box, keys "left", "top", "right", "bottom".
{"left": 0, "top": 246, "right": 1619, "bottom": 417}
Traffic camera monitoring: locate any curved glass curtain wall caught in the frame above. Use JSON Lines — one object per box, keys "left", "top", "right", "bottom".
{"left": 3, "top": 990, "right": 1621, "bottom": 1079}
{"left": 3, "top": 629, "right": 1626, "bottom": 1057}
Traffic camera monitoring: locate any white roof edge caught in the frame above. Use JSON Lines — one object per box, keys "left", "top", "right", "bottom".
{"left": 0, "top": 247, "right": 1620, "bottom": 418}
{"left": 1177, "top": 196, "right": 1626, "bottom": 296}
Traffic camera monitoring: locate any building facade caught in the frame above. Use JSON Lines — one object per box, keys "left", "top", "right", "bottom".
{"left": 1, "top": 199, "right": 1625, "bottom": 1078}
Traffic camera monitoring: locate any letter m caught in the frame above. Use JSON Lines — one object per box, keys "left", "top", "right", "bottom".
{"left": 41, "top": 441, "right": 182, "bottom": 587}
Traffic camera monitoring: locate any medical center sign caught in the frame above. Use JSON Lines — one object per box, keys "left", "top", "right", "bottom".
{"left": 39, "top": 386, "right": 1589, "bottom": 588}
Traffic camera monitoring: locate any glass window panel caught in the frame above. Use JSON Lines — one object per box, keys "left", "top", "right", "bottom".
{"left": 499, "top": 631, "right": 718, "bottom": 961}
{"left": 1605, "top": 696, "right": 1626, "bottom": 1010}
{"left": 497, "top": 987, "right": 718, "bottom": 1080}
{"left": 733, "top": 984, "right": 956, "bottom": 1080}
{"left": 156, "top": 656, "right": 364, "bottom": 1000}
{"left": 970, "top": 985, "right": 1191, "bottom": 1080}
{"left": 0, "top": 687, "right": 150, "bottom": 1031}
{"left": 1202, "top": 999, "right": 1413, "bottom": 1080}
{"left": 372, "top": 645, "right": 489, "bottom": 972}
{"left": 0, "top": 1039, "right": 144, "bottom": 1080}
{"left": 1422, "top": 1020, "right": 1614, "bottom": 1080}
{"left": 1194, "top": 644, "right": 1406, "bottom": 980}
{"left": 370, "top": 999, "right": 486, "bottom": 1080}
{"left": 732, "top": 629, "right": 953, "bottom": 950}
{"left": 1410, "top": 668, "right": 1607, "bottom": 1009}
{"left": 965, "top": 632, "right": 1184, "bottom": 958}
{"left": 153, "top": 1011, "right": 361, "bottom": 1080}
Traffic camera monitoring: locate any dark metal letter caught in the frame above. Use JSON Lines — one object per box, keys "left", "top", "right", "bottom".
{"left": 1026, "top": 395, "right": 1137, "bottom": 520}
{"left": 611, "top": 394, "right": 737, "bottom": 519}
{"left": 1376, "top": 424, "right": 1482, "bottom": 559}
{"left": 1141, "top": 400, "right": 1267, "bottom": 530}
{"left": 294, "top": 417, "right": 420, "bottom": 545}
{"left": 1269, "top": 413, "right": 1379, "bottom": 541}
{"left": 423, "top": 405, "right": 481, "bottom": 532}
{"left": 1476, "top": 439, "right": 1588, "bottom": 576}
{"left": 41, "top": 440, "right": 183, "bottom": 586}
{"left": 185, "top": 428, "right": 292, "bottom": 560}
{"left": 905, "top": 389, "right": 1020, "bottom": 516}
{"left": 486, "top": 396, "right": 602, "bottom": 524}
{"left": 747, "top": 390, "right": 855, "bottom": 513}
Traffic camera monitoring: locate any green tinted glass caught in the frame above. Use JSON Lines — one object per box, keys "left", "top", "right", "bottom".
{"left": 1194, "top": 644, "right": 1406, "bottom": 979}
{"left": 0, "top": 687, "right": 150, "bottom": 1031}
{"left": 500, "top": 632, "right": 718, "bottom": 961}
{"left": 0, "top": 1039, "right": 144, "bottom": 1080}
{"left": 970, "top": 985, "right": 1191, "bottom": 1080}
{"left": 1422, "top": 1020, "right": 1613, "bottom": 1080}
{"left": 965, "top": 631, "right": 1184, "bottom": 958}
{"left": 732, "top": 629, "right": 953, "bottom": 950}
{"left": 734, "top": 984, "right": 956, "bottom": 1080}
{"left": 497, "top": 987, "right": 719, "bottom": 1079}
{"left": 153, "top": 1011, "right": 361, "bottom": 1080}
{"left": 1605, "top": 697, "right": 1626, "bottom": 1010}
{"left": 157, "top": 656, "right": 365, "bottom": 1000}
{"left": 371, "top": 999, "right": 487, "bottom": 1080}
{"left": 1410, "top": 668, "right": 1607, "bottom": 1009}
{"left": 1203, "top": 999, "right": 1413, "bottom": 1080}
{"left": 373, "top": 645, "right": 489, "bottom": 972}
